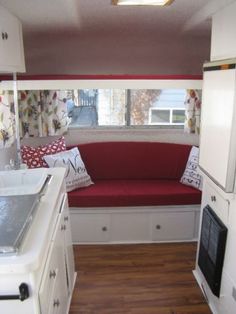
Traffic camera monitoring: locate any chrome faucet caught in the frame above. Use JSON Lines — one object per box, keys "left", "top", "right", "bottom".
{"left": 5, "top": 159, "right": 27, "bottom": 170}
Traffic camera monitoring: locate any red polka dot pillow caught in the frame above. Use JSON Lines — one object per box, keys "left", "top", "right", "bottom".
{"left": 21, "top": 136, "right": 66, "bottom": 168}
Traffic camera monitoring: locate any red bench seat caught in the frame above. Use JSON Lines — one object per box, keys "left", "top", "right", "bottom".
{"left": 68, "top": 179, "right": 201, "bottom": 208}
{"left": 67, "top": 141, "right": 201, "bottom": 208}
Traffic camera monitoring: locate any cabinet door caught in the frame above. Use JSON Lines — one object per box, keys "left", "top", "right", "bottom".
{"left": 52, "top": 217, "right": 68, "bottom": 314}
{"left": 62, "top": 195, "right": 75, "bottom": 295}
{"left": 39, "top": 242, "right": 58, "bottom": 314}
{"left": 0, "top": 6, "right": 25, "bottom": 72}
{"left": 111, "top": 212, "right": 150, "bottom": 242}
{"left": 70, "top": 213, "right": 110, "bottom": 242}
{"left": 199, "top": 67, "right": 236, "bottom": 192}
{"left": 48, "top": 273, "right": 67, "bottom": 314}
{"left": 151, "top": 211, "right": 195, "bottom": 241}
{"left": 39, "top": 212, "right": 68, "bottom": 314}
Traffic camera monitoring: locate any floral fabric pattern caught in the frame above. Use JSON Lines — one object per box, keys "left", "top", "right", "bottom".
{"left": 19, "top": 90, "right": 69, "bottom": 138}
{"left": 0, "top": 91, "right": 15, "bottom": 148}
{"left": 184, "top": 89, "right": 201, "bottom": 134}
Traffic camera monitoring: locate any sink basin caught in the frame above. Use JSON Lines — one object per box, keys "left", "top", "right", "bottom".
{"left": 0, "top": 168, "right": 48, "bottom": 196}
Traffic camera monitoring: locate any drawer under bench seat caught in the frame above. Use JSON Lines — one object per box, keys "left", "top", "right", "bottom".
{"left": 69, "top": 205, "right": 200, "bottom": 244}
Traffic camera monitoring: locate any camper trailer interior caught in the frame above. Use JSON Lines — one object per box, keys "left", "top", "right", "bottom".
{"left": 0, "top": 0, "right": 236, "bottom": 313}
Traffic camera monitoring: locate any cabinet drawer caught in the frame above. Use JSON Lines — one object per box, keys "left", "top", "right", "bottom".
{"left": 151, "top": 211, "right": 195, "bottom": 241}
{"left": 70, "top": 213, "right": 110, "bottom": 242}
{"left": 205, "top": 183, "right": 229, "bottom": 224}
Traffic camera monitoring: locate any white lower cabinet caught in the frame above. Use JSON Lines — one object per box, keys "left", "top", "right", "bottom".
{"left": 39, "top": 194, "right": 75, "bottom": 314}
{"left": 0, "top": 169, "right": 76, "bottom": 314}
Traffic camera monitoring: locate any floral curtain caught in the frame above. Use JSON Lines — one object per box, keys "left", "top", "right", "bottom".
{"left": 19, "top": 90, "right": 69, "bottom": 138}
{"left": 0, "top": 90, "right": 15, "bottom": 148}
{"left": 184, "top": 89, "right": 201, "bottom": 134}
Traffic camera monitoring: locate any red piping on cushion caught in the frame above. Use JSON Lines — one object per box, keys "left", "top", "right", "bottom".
{"left": 0, "top": 74, "right": 203, "bottom": 81}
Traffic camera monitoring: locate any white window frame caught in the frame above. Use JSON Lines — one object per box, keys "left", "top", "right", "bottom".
{"left": 149, "top": 107, "right": 185, "bottom": 125}
{"left": 0, "top": 79, "right": 201, "bottom": 129}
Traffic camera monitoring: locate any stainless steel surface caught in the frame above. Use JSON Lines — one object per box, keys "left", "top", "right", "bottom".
{"left": 0, "top": 194, "right": 40, "bottom": 255}
{"left": 0, "top": 174, "right": 52, "bottom": 255}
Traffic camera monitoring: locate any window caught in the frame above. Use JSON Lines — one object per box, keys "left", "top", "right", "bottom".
{"left": 67, "top": 89, "right": 126, "bottom": 127}
{"left": 65, "top": 88, "right": 198, "bottom": 128}
{"left": 149, "top": 108, "right": 185, "bottom": 125}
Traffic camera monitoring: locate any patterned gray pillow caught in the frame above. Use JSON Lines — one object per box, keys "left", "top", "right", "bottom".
{"left": 180, "top": 146, "right": 202, "bottom": 190}
{"left": 44, "top": 147, "right": 93, "bottom": 192}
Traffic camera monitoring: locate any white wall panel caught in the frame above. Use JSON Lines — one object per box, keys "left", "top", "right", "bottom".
{"left": 211, "top": 1, "right": 236, "bottom": 61}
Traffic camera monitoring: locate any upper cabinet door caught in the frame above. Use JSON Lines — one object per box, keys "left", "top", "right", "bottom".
{"left": 0, "top": 6, "right": 25, "bottom": 73}
{"left": 199, "top": 61, "right": 236, "bottom": 192}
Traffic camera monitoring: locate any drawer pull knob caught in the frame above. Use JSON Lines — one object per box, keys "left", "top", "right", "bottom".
{"left": 61, "top": 224, "right": 66, "bottom": 231}
{"left": 64, "top": 216, "right": 69, "bottom": 222}
{"left": 211, "top": 195, "right": 216, "bottom": 202}
{"left": 2, "top": 32, "right": 8, "bottom": 40}
{"left": 49, "top": 270, "right": 56, "bottom": 279}
{"left": 53, "top": 299, "right": 60, "bottom": 307}
{"left": 156, "top": 224, "right": 161, "bottom": 230}
{"left": 102, "top": 226, "right": 107, "bottom": 232}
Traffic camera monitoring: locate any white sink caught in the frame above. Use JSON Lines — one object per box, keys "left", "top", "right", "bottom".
{"left": 0, "top": 168, "right": 48, "bottom": 196}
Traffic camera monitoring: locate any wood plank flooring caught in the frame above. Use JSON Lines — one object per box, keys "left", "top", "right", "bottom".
{"left": 69, "top": 243, "right": 211, "bottom": 314}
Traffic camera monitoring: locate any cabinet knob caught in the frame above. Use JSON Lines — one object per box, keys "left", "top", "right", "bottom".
{"left": 211, "top": 195, "right": 216, "bottom": 202}
{"left": 1, "top": 32, "right": 8, "bottom": 40}
{"left": 102, "top": 226, "right": 107, "bottom": 232}
{"left": 61, "top": 224, "right": 66, "bottom": 231}
{"left": 53, "top": 299, "right": 60, "bottom": 307}
{"left": 156, "top": 224, "right": 161, "bottom": 230}
{"left": 64, "top": 216, "right": 69, "bottom": 222}
{"left": 49, "top": 270, "right": 56, "bottom": 279}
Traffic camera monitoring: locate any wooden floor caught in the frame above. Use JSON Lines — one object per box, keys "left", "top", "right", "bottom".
{"left": 69, "top": 243, "right": 211, "bottom": 314}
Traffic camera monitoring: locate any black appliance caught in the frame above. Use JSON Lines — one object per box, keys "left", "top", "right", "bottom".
{"left": 198, "top": 205, "right": 227, "bottom": 297}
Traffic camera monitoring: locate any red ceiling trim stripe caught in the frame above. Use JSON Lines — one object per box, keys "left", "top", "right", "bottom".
{"left": 0, "top": 74, "right": 202, "bottom": 81}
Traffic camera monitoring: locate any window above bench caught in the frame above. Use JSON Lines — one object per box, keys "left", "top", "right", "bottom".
{"left": 0, "top": 76, "right": 202, "bottom": 130}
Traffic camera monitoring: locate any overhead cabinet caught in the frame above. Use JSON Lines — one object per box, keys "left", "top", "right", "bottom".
{"left": 0, "top": 5, "right": 25, "bottom": 73}
{"left": 199, "top": 59, "right": 236, "bottom": 192}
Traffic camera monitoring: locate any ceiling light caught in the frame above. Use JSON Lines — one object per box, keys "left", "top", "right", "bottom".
{"left": 112, "top": 0, "right": 174, "bottom": 6}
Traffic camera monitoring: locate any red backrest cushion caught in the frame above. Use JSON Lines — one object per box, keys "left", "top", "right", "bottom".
{"left": 69, "top": 142, "right": 191, "bottom": 180}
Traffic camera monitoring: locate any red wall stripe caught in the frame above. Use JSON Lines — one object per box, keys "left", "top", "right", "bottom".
{"left": 0, "top": 74, "right": 202, "bottom": 81}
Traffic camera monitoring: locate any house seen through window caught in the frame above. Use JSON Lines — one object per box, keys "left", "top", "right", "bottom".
{"left": 66, "top": 89, "right": 191, "bottom": 127}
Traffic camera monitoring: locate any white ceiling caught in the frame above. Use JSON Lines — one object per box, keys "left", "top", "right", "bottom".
{"left": 0, "top": 0, "right": 234, "bottom": 75}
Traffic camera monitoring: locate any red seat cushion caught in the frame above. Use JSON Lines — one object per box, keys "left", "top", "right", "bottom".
{"left": 68, "top": 179, "right": 201, "bottom": 208}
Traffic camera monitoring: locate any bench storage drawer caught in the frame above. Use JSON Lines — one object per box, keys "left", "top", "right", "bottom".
{"left": 151, "top": 211, "right": 195, "bottom": 241}
{"left": 70, "top": 206, "right": 200, "bottom": 244}
{"left": 70, "top": 213, "right": 110, "bottom": 242}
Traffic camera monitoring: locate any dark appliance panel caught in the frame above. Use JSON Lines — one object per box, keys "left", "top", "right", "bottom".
{"left": 198, "top": 205, "right": 227, "bottom": 297}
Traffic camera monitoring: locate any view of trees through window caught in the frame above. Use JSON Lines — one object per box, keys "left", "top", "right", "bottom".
{"left": 66, "top": 89, "right": 191, "bottom": 127}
